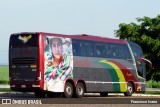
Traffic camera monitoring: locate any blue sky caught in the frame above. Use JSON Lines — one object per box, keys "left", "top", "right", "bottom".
{"left": 0, "top": 0, "right": 160, "bottom": 65}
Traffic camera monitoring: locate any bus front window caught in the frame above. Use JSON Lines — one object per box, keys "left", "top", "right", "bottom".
{"left": 128, "top": 41, "right": 146, "bottom": 78}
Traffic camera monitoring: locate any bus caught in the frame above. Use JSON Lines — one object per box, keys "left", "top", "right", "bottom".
{"left": 9, "top": 32, "right": 151, "bottom": 98}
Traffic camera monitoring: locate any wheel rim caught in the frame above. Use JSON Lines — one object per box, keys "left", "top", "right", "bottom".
{"left": 128, "top": 85, "right": 133, "bottom": 93}
{"left": 66, "top": 85, "right": 72, "bottom": 95}
{"left": 77, "top": 86, "right": 83, "bottom": 95}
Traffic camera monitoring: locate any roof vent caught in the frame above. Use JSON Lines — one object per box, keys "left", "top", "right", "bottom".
{"left": 82, "top": 34, "right": 88, "bottom": 36}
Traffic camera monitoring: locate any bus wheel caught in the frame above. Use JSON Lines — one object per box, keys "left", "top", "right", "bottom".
{"left": 75, "top": 82, "right": 85, "bottom": 98}
{"left": 100, "top": 92, "right": 108, "bottom": 97}
{"left": 64, "top": 82, "right": 73, "bottom": 98}
{"left": 34, "top": 91, "right": 45, "bottom": 98}
{"left": 124, "top": 82, "right": 133, "bottom": 96}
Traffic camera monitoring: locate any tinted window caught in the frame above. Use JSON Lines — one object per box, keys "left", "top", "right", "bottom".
{"left": 94, "top": 42, "right": 105, "bottom": 57}
{"left": 131, "top": 45, "right": 143, "bottom": 58}
{"left": 118, "top": 44, "right": 132, "bottom": 60}
{"left": 104, "top": 43, "right": 118, "bottom": 58}
{"left": 72, "top": 40, "right": 80, "bottom": 56}
{"left": 72, "top": 39, "right": 133, "bottom": 62}
{"left": 80, "top": 41, "right": 94, "bottom": 57}
{"left": 10, "top": 34, "right": 38, "bottom": 48}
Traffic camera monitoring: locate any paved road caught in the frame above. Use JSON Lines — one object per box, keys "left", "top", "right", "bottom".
{"left": 0, "top": 92, "right": 160, "bottom": 98}
{"left": 0, "top": 84, "right": 160, "bottom": 104}
{"left": 0, "top": 92, "right": 160, "bottom": 104}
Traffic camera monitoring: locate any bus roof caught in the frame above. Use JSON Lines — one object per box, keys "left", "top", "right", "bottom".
{"left": 11, "top": 32, "right": 127, "bottom": 44}
{"left": 71, "top": 34, "right": 127, "bottom": 44}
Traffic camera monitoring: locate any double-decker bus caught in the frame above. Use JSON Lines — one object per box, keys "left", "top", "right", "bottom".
{"left": 9, "top": 32, "right": 151, "bottom": 98}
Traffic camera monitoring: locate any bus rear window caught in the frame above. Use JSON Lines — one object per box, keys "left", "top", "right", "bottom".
{"left": 9, "top": 34, "right": 38, "bottom": 48}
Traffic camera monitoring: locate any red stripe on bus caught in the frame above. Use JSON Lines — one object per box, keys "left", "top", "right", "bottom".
{"left": 108, "top": 60, "right": 137, "bottom": 82}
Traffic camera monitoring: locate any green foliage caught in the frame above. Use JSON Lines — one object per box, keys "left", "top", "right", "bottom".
{"left": 115, "top": 15, "right": 160, "bottom": 81}
{"left": 0, "top": 66, "right": 9, "bottom": 84}
{"left": 0, "top": 88, "right": 12, "bottom": 92}
{"left": 147, "top": 80, "right": 160, "bottom": 88}
{"left": 151, "top": 71, "right": 160, "bottom": 81}
{"left": 157, "top": 82, "right": 160, "bottom": 88}
{"left": 147, "top": 80, "right": 153, "bottom": 88}
{"left": 152, "top": 81, "right": 158, "bottom": 88}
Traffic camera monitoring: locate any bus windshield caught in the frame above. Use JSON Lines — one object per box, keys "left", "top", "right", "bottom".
{"left": 128, "top": 41, "right": 146, "bottom": 78}
{"left": 9, "top": 33, "right": 38, "bottom": 82}
{"left": 9, "top": 33, "right": 38, "bottom": 48}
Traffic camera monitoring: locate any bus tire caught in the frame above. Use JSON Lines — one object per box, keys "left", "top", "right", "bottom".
{"left": 124, "top": 82, "right": 134, "bottom": 96}
{"left": 64, "top": 82, "right": 73, "bottom": 98}
{"left": 100, "top": 92, "right": 108, "bottom": 97}
{"left": 75, "top": 82, "right": 85, "bottom": 98}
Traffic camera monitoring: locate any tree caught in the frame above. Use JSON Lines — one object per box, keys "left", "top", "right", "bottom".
{"left": 115, "top": 15, "right": 160, "bottom": 81}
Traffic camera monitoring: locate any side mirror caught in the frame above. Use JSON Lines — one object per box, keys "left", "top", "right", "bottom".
{"left": 138, "top": 57, "right": 152, "bottom": 69}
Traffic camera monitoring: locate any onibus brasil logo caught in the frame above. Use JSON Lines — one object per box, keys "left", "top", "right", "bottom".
{"left": 2, "top": 99, "right": 42, "bottom": 104}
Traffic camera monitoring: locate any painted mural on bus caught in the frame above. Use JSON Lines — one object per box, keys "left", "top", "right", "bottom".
{"left": 44, "top": 36, "right": 73, "bottom": 92}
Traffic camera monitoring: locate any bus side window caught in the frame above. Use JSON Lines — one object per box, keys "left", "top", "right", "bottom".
{"left": 80, "top": 40, "right": 93, "bottom": 57}
{"left": 94, "top": 43, "right": 104, "bottom": 57}
{"left": 119, "top": 44, "right": 133, "bottom": 63}
{"left": 72, "top": 40, "right": 80, "bottom": 56}
{"left": 111, "top": 46, "right": 118, "bottom": 58}
{"left": 132, "top": 47, "right": 143, "bottom": 66}
{"left": 103, "top": 45, "right": 110, "bottom": 58}
{"left": 85, "top": 41, "right": 94, "bottom": 57}
{"left": 105, "top": 43, "right": 118, "bottom": 59}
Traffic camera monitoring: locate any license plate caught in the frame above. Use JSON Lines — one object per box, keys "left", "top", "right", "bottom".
{"left": 21, "top": 85, "right": 26, "bottom": 88}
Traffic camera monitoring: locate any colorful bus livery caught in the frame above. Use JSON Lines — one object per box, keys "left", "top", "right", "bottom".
{"left": 9, "top": 32, "right": 149, "bottom": 98}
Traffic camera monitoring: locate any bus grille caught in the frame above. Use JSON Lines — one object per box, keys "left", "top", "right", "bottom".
{"left": 12, "top": 57, "right": 36, "bottom": 64}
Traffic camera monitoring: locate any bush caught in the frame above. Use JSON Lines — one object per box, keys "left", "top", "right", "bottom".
{"left": 151, "top": 71, "right": 160, "bottom": 81}
{"left": 157, "top": 81, "right": 160, "bottom": 88}
{"left": 152, "top": 81, "right": 158, "bottom": 88}
{"left": 147, "top": 80, "right": 160, "bottom": 88}
{"left": 147, "top": 80, "right": 153, "bottom": 88}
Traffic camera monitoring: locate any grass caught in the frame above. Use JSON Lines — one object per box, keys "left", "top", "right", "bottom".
{"left": 146, "top": 91, "right": 160, "bottom": 95}
{"left": 0, "top": 66, "right": 9, "bottom": 84}
{"left": 0, "top": 88, "right": 12, "bottom": 92}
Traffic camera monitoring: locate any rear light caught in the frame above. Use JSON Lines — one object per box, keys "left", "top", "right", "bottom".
{"left": 37, "top": 77, "right": 41, "bottom": 81}
{"left": 21, "top": 85, "right": 26, "bottom": 88}
{"left": 12, "top": 65, "right": 16, "bottom": 68}
{"left": 30, "top": 64, "right": 37, "bottom": 68}
{"left": 137, "top": 83, "right": 141, "bottom": 91}
{"left": 32, "top": 85, "right": 40, "bottom": 87}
